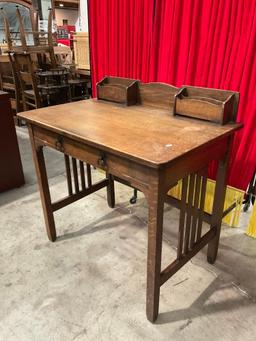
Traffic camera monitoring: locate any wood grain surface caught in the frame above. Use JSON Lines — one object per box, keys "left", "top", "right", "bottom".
{"left": 18, "top": 99, "right": 241, "bottom": 168}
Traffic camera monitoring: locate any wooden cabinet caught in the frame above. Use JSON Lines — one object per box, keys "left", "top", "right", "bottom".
{"left": 73, "top": 32, "right": 90, "bottom": 70}
{"left": 0, "top": 91, "right": 24, "bottom": 192}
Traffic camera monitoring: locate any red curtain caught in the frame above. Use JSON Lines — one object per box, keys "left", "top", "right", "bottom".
{"left": 89, "top": 0, "right": 256, "bottom": 190}
{"left": 88, "top": 0, "right": 154, "bottom": 96}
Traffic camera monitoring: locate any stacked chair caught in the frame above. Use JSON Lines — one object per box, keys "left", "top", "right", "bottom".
{"left": 0, "top": 6, "right": 90, "bottom": 116}
{"left": 0, "top": 53, "right": 23, "bottom": 122}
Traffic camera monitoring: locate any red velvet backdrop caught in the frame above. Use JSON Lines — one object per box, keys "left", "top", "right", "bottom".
{"left": 89, "top": 0, "right": 154, "bottom": 92}
{"left": 89, "top": 0, "right": 256, "bottom": 190}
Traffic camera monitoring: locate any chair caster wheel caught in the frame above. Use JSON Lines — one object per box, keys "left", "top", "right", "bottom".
{"left": 130, "top": 196, "right": 137, "bottom": 204}
{"left": 243, "top": 203, "right": 249, "bottom": 212}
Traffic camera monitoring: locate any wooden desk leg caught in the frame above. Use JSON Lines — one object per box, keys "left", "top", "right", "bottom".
{"left": 207, "top": 143, "right": 230, "bottom": 264}
{"left": 146, "top": 189, "right": 164, "bottom": 322}
{"left": 107, "top": 173, "right": 115, "bottom": 208}
{"left": 28, "top": 126, "right": 56, "bottom": 242}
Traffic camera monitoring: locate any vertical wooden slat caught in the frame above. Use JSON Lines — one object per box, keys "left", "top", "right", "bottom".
{"left": 79, "top": 161, "right": 86, "bottom": 190}
{"left": 190, "top": 173, "right": 201, "bottom": 248}
{"left": 86, "top": 164, "right": 92, "bottom": 188}
{"left": 72, "top": 157, "right": 79, "bottom": 193}
{"left": 196, "top": 173, "right": 207, "bottom": 242}
{"left": 184, "top": 174, "right": 195, "bottom": 254}
{"left": 177, "top": 176, "right": 188, "bottom": 259}
{"left": 64, "top": 155, "right": 73, "bottom": 195}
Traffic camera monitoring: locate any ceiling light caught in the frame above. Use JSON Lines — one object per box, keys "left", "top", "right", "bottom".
{"left": 59, "top": 3, "right": 64, "bottom": 7}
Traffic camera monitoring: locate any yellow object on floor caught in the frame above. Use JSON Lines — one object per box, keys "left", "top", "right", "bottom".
{"left": 246, "top": 204, "right": 256, "bottom": 238}
{"left": 168, "top": 179, "right": 244, "bottom": 227}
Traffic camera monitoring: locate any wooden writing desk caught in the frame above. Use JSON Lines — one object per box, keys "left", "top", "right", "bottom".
{"left": 18, "top": 99, "right": 241, "bottom": 322}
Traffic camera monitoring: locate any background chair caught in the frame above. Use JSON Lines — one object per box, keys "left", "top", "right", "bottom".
{"left": 0, "top": 53, "right": 23, "bottom": 123}
{"left": 13, "top": 53, "right": 42, "bottom": 110}
{"left": 1, "top": 7, "right": 57, "bottom": 69}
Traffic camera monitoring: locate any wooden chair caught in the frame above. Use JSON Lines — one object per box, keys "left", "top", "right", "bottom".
{"left": 13, "top": 53, "right": 42, "bottom": 110}
{"left": 0, "top": 43, "right": 8, "bottom": 54}
{"left": 54, "top": 45, "right": 73, "bottom": 67}
{"left": 36, "top": 68, "right": 71, "bottom": 106}
{"left": 68, "top": 66, "right": 90, "bottom": 101}
{"left": 1, "top": 7, "right": 57, "bottom": 69}
{"left": 68, "top": 78, "right": 90, "bottom": 101}
{"left": 0, "top": 54, "right": 23, "bottom": 119}
{"left": 53, "top": 47, "right": 90, "bottom": 100}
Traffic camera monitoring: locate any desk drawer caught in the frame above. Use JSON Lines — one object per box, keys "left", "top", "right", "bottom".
{"left": 32, "top": 125, "right": 154, "bottom": 191}
{"left": 33, "top": 126, "right": 108, "bottom": 169}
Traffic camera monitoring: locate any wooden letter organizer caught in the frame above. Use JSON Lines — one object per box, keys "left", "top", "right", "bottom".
{"left": 97, "top": 76, "right": 239, "bottom": 124}
{"left": 97, "top": 76, "right": 139, "bottom": 105}
{"left": 173, "top": 86, "right": 239, "bottom": 124}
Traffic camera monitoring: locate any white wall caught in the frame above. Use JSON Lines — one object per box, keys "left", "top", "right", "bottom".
{"left": 55, "top": 8, "right": 79, "bottom": 26}
{"left": 76, "top": 0, "right": 88, "bottom": 32}
{"left": 41, "top": 0, "right": 52, "bottom": 20}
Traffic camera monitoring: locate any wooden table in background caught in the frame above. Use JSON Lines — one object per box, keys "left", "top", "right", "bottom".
{"left": 18, "top": 100, "right": 241, "bottom": 322}
{"left": 75, "top": 69, "right": 91, "bottom": 77}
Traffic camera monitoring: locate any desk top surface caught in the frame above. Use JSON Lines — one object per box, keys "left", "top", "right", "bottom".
{"left": 18, "top": 100, "right": 242, "bottom": 168}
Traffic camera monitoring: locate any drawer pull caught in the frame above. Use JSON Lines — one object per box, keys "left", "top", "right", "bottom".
{"left": 55, "top": 136, "right": 64, "bottom": 152}
{"left": 98, "top": 153, "right": 107, "bottom": 168}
